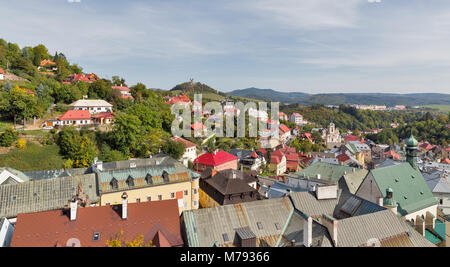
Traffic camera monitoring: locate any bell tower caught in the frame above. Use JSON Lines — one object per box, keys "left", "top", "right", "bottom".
{"left": 405, "top": 134, "right": 418, "bottom": 169}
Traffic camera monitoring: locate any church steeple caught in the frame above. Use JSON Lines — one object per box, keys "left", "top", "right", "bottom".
{"left": 405, "top": 134, "right": 418, "bottom": 169}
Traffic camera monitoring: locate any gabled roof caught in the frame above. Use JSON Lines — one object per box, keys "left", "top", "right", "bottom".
{"left": 292, "top": 162, "right": 358, "bottom": 183}
{"left": 424, "top": 170, "right": 450, "bottom": 194}
{"left": 182, "top": 197, "right": 293, "bottom": 247}
{"left": 194, "top": 151, "right": 238, "bottom": 166}
{"left": 0, "top": 167, "right": 31, "bottom": 184}
{"left": 336, "top": 153, "right": 351, "bottom": 163}
{"left": 70, "top": 99, "right": 113, "bottom": 107}
{"left": 370, "top": 163, "right": 438, "bottom": 216}
{"left": 384, "top": 150, "right": 401, "bottom": 159}
{"left": 11, "top": 200, "right": 183, "bottom": 247}
{"left": 171, "top": 136, "right": 196, "bottom": 148}
{"left": 58, "top": 110, "right": 91, "bottom": 121}
{"left": 345, "top": 143, "right": 360, "bottom": 154}
{"left": 345, "top": 135, "right": 360, "bottom": 142}
{"left": 40, "top": 60, "right": 56, "bottom": 66}
{"left": 92, "top": 112, "right": 114, "bottom": 119}
{"left": 336, "top": 209, "right": 434, "bottom": 247}
{"left": 0, "top": 174, "right": 99, "bottom": 219}
{"left": 279, "top": 124, "right": 291, "bottom": 134}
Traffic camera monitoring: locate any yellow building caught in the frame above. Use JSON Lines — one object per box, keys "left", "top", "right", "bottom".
{"left": 93, "top": 157, "right": 200, "bottom": 215}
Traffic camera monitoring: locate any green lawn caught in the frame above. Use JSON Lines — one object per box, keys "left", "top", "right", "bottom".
{"left": 0, "top": 122, "right": 13, "bottom": 131}
{"left": 422, "top": 105, "right": 450, "bottom": 114}
{"left": 0, "top": 143, "right": 65, "bottom": 171}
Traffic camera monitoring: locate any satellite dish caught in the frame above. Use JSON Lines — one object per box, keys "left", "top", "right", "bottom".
{"left": 66, "top": 238, "right": 81, "bottom": 247}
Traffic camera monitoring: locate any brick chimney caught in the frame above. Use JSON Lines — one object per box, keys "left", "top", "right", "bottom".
{"left": 121, "top": 192, "right": 128, "bottom": 220}
{"left": 70, "top": 197, "right": 78, "bottom": 221}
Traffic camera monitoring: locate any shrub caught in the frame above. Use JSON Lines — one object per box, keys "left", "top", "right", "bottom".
{"left": 16, "top": 139, "right": 27, "bottom": 149}
{"left": 0, "top": 127, "right": 18, "bottom": 147}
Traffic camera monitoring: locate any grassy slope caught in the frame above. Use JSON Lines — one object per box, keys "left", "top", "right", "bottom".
{"left": 0, "top": 143, "right": 65, "bottom": 171}
{"left": 422, "top": 105, "right": 450, "bottom": 114}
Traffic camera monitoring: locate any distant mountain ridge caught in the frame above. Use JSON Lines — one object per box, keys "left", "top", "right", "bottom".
{"left": 229, "top": 88, "right": 450, "bottom": 106}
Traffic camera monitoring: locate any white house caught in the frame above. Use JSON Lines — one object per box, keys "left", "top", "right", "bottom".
{"left": 0, "top": 68, "right": 5, "bottom": 81}
{"left": 290, "top": 113, "right": 305, "bottom": 125}
{"left": 56, "top": 110, "right": 92, "bottom": 127}
{"left": 112, "top": 86, "right": 134, "bottom": 100}
{"left": 70, "top": 99, "right": 113, "bottom": 114}
{"left": 171, "top": 136, "right": 197, "bottom": 167}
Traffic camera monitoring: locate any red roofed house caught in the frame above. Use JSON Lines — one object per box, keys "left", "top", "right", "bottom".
{"left": 92, "top": 112, "right": 114, "bottom": 125}
{"left": 279, "top": 124, "right": 291, "bottom": 142}
{"left": 272, "top": 145, "right": 299, "bottom": 173}
{"left": 112, "top": 86, "right": 134, "bottom": 100}
{"left": 418, "top": 142, "right": 436, "bottom": 152}
{"left": 172, "top": 136, "right": 197, "bottom": 166}
{"left": 165, "top": 95, "right": 191, "bottom": 106}
{"left": 0, "top": 68, "right": 5, "bottom": 80}
{"left": 63, "top": 73, "right": 99, "bottom": 84}
{"left": 384, "top": 150, "right": 401, "bottom": 160}
{"left": 303, "top": 132, "right": 313, "bottom": 143}
{"left": 442, "top": 158, "right": 450, "bottom": 164}
{"left": 38, "top": 60, "right": 57, "bottom": 72}
{"left": 194, "top": 150, "right": 238, "bottom": 172}
{"left": 10, "top": 198, "right": 183, "bottom": 247}
{"left": 336, "top": 153, "right": 351, "bottom": 165}
{"left": 56, "top": 110, "right": 91, "bottom": 127}
{"left": 279, "top": 112, "right": 288, "bottom": 121}
{"left": 269, "top": 151, "right": 287, "bottom": 176}
{"left": 345, "top": 135, "right": 360, "bottom": 143}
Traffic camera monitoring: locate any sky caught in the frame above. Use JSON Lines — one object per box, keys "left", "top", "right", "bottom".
{"left": 1, "top": 0, "right": 450, "bottom": 94}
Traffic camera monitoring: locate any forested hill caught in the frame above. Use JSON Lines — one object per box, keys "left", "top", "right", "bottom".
{"left": 229, "top": 88, "right": 450, "bottom": 106}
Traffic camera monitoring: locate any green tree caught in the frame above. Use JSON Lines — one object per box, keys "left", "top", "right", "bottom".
{"left": 161, "top": 139, "right": 186, "bottom": 160}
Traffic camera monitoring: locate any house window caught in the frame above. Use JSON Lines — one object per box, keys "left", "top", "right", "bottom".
{"left": 136, "top": 198, "right": 141, "bottom": 203}
{"left": 193, "top": 188, "right": 198, "bottom": 194}
{"left": 158, "top": 195, "right": 162, "bottom": 201}
{"left": 147, "top": 196, "right": 152, "bottom": 202}
{"left": 257, "top": 222, "right": 263, "bottom": 230}
{"left": 126, "top": 176, "right": 135, "bottom": 187}
{"left": 111, "top": 178, "right": 119, "bottom": 190}
{"left": 93, "top": 232, "right": 100, "bottom": 241}
{"left": 440, "top": 199, "right": 444, "bottom": 205}
{"left": 105, "top": 203, "right": 110, "bottom": 206}
{"left": 184, "top": 190, "right": 189, "bottom": 196}
{"left": 193, "top": 200, "right": 198, "bottom": 206}
{"left": 171, "top": 192, "right": 175, "bottom": 199}
{"left": 223, "top": 233, "right": 229, "bottom": 242}
{"left": 275, "top": 223, "right": 281, "bottom": 230}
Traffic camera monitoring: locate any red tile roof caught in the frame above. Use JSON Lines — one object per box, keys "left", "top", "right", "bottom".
{"left": 58, "top": 110, "right": 91, "bottom": 121}
{"left": 40, "top": 60, "right": 56, "bottom": 67}
{"left": 384, "top": 150, "right": 400, "bottom": 160}
{"left": 0, "top": 68, "right": 5, "bottom": 74}
{"left": 194, "top": 151, "right": 238, "bottom": 166}
{"left": 10, "top": 200, "right": 183, "bottom": 247}
{"left": 171, "top": 136, "right": 196, "bottom": 148}
{"left": 191, "top": 123, "right": 206, "bottom": 130}
{"left": 279, "top": 124, "right": 291, "bottom": 134}
{"left": 165, "top": 95, "right": 191, "bottom": 105}
{"left": 442, "top": 158, "right": 450, "bottom": 164}
{"left": 92, "top": 112, "right": 115, "bottom": 119}
{"left": 336, "top": 153, "right": 351, "bottom": 163}
{"left": 345, "top": 135, "right": 360, "bottom": 142}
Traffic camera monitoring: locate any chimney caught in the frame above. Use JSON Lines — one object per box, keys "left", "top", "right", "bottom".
{"left": 317, "top": 174, "right": 321, "bottom": 180}
{"left": 96, "top": 161, "right": 103, "bottom": 172}
{"left": 377, "top": 197, "right": 384, "bottom": 206}
{"left": 285, "top": 189, "right": 291, "bottom": 197}
{"left": 415, "top": 215, "right": 425, "bottom": 236}
{"left": 232, "top": 171, "right": 237, "bottom": 179}
{"left": 70, "top": 198, "right": 78, "bottom": 221}
{"left": 321, "top": 214, "right": 338, "bottom": 246}
{"left": 121, "top": 192, "right": 128, "bottom": 220}
{"left": 211, "top": 169, "right": 217, "bottom": 178}
{"left": 303, "top": 215, "right": 313, "bottom": 247}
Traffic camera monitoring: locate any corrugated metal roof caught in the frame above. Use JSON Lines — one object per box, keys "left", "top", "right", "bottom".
{"left": 235, "top": 226, "right": 257, "bottom": 240}
{"left": 0, "top": 174, "right": 99, "bottom": 219}
{"left": 183, "top": 198, "right": 293, "bottom": 247}
{"left": 336, "top": 209, "right": 435, "bottom": 247}
{"left": 292, "top": 162, "right": 358, "bottom": 183}
{"left": 343, "top": 169, "right": 368, "bottom": 194}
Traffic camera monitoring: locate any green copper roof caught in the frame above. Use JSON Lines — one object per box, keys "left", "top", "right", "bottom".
{"left": 371, "top": 163, "right": 437, "bottom": 216}
{"left": 406, "top": 135, "right": 418, "bottom": 147}
{"left": 293, "top": 162, "right": 358, "bottom": 183}
{"left": 345, "top": 143, "right": 360, "bottom": 155}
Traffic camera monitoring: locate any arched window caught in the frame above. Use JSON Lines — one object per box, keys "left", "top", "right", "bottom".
{"left": 162, "top": 171, "right": 170, "bottom": 183}
{"left": 145, "top": 174, "right": 153, "bottom": 185}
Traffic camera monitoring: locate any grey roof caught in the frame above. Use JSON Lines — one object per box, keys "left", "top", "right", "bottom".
{"left": 292, "top": 162, "right": 359, "bottom": 184}
{"left": 342, "top": 169, "right": 368, "bottom": 194}
{"left": 24, "top": 167, "right": 91, "bottom": 181}
{"left": 183, "top": 198, "right": 294, "bottom": 247}
{"left": 289, "top": 189, "right": 385, "bottom": 219}
{"left": 423, "top": 170, "right": 450, "bottom": 194}
{"left": 276, "top": 209, "right": 333, "bottom": 247}
{"left": 0, "top": 168, "right": 30, "bottom": 184}
{"left": 376, "top": 159, "right": 402, "bottom": 169}
{"left": 235, "top": 226, "right": 257, "bottom": 240}
{"left": 334, "top": 209, "right": 435, "bottom": 247}
{"left": 101, "top": 156, "right": 174, "bottom": 171}
{"left": 260, "top": 182, "right": 307, "bottom": 199}
{"left": 0, "top": 174, "right": 99, "bottom": 219}
{"left": 70, "top": 99, "right": 113, "bottom": 107}
{"left": 99, "top": 158, "right": 199, "bottom": 194}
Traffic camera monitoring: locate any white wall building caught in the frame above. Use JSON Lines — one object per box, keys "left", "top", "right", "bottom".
{"left": 70, "top": 99, "right": 113, "bottom": 114}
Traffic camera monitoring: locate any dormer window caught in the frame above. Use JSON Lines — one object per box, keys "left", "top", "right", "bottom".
{"left": 111, "top": 178, "right": 118, "bottom": 190}
{"left": 145, "top": 174, "right": 153, "bottom": 185}
{"left": 162, "top": 171, "right": 170, "bottom": 183}
{"left": 126, "top": 176, "right": 135, "bottom": 187}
